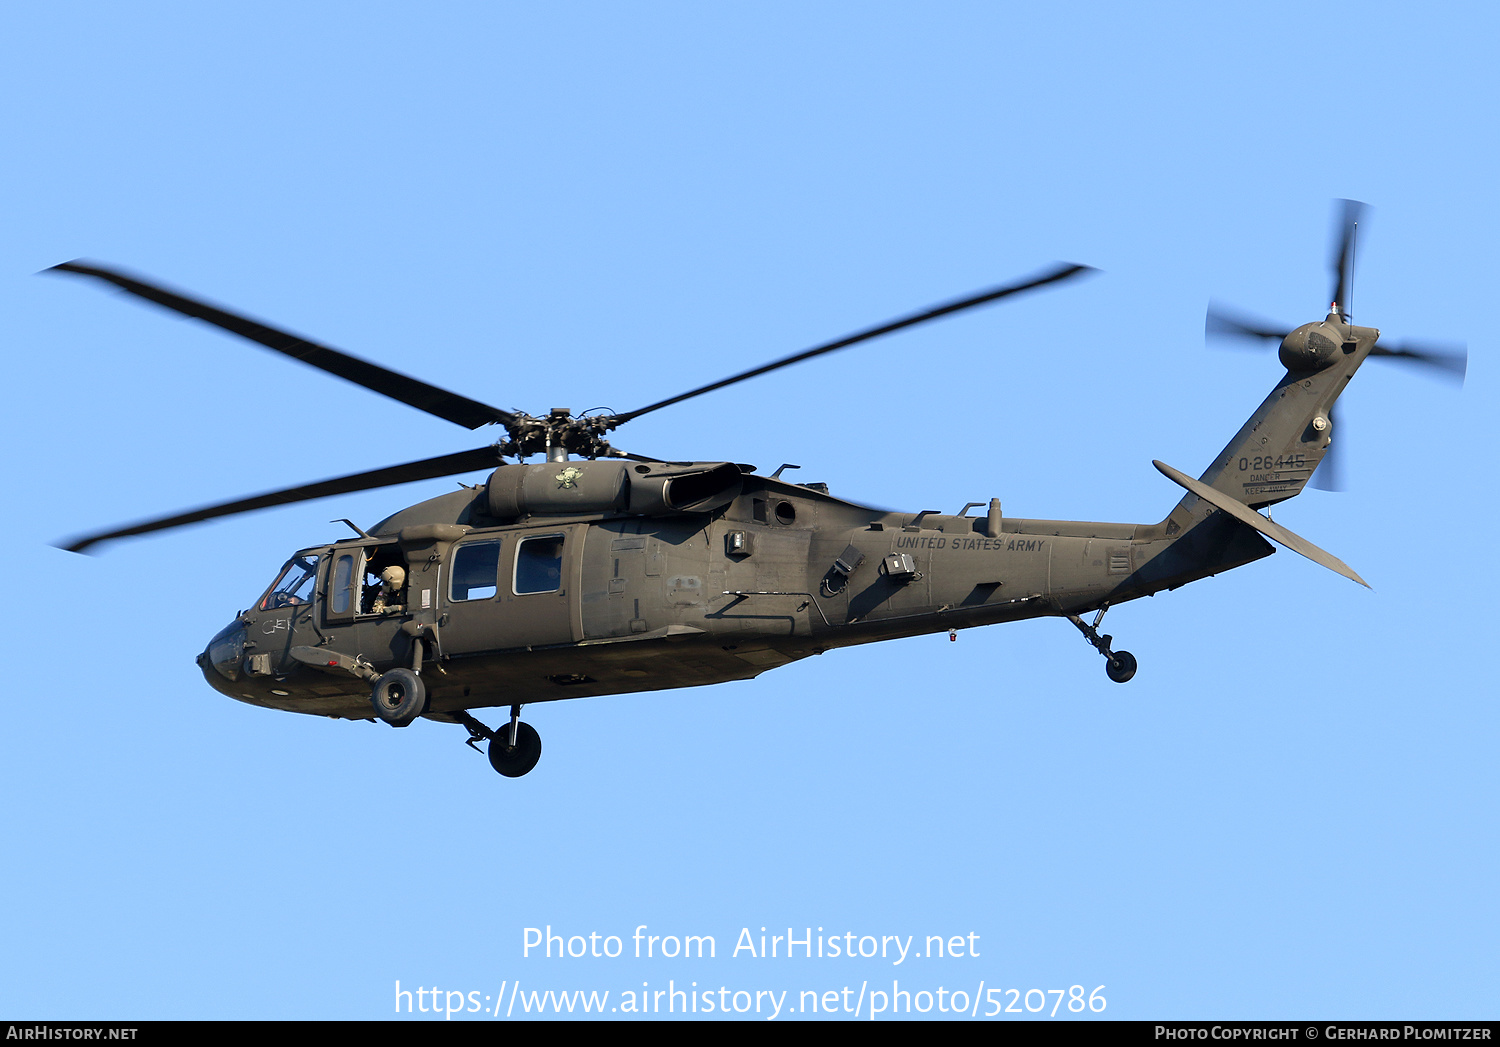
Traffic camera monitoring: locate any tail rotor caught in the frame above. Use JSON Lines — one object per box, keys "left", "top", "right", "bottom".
{"left": 1204, "top": 200, "right": 1466, "bottom": 491}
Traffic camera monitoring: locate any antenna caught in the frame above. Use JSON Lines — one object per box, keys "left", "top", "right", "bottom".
{"left": 1348, "top": 219, "right": 1358, "bottom": 322}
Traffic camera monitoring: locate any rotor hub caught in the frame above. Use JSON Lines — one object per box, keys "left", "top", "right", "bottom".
{"left": 498, "top": 408, "right": 621, "bottom": 462}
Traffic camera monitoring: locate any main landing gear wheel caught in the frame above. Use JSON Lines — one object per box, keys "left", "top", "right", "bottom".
{"left": 488, "top": 722, "right": 542, "bottom": 778}
{"left": 370, "top": 668, "right": 426, "bottom": 727}
{"left": 1106, "top": 650, "right": 1138, "bottom": 684}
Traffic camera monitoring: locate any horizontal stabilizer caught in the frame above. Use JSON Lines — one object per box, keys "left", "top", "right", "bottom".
{"left": 1153, "top": 460, "right": 1370, "bottom": 588}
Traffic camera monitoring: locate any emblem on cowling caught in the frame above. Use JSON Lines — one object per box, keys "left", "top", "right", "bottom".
{"left": 555, "top": 466, "right": 583, "bottom": 490}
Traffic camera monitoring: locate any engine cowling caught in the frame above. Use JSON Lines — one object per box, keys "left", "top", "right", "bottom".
{"left": 485, "top": 460, "right": 742, "bottom": 519}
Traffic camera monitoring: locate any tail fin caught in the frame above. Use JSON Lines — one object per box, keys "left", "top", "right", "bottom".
{"left": 1161, "top": 316, "right": 1379, "bottom": 534}
{"left": 1118, "top": 316, "right": 1379, "bottom": 599}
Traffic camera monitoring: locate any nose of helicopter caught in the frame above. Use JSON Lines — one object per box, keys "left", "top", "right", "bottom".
{"left": 199, "top": 619, "right": 248, "bottom": 686}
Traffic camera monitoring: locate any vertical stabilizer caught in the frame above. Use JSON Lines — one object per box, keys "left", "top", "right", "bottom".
{"left": 1163, "top": 317, "right": 1378, "bottom": 534}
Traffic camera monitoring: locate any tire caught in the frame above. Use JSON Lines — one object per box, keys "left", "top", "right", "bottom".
{"left": 1106, "top": 651, "right": 1137, "bottom": 684}
{"left": 488, "top": 722, "right": 542, "bottom": 778}
{"left": 370, "top": 668, "right": 426, "bottom": 727}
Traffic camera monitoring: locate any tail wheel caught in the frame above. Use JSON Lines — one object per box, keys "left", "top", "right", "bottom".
{"left": 1106, "top": 651, "right": 1137, "bottom": 684}
{"left": 370, "top": 668, "right": 426, "bottom": 727}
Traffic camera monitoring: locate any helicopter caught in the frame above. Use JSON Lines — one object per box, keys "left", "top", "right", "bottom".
{"left": 50, "top": 201, "right": 1464, "bottom": 778}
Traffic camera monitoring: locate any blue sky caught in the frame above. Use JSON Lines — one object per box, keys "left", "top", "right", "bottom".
{"left": 1, "top": 2, "right": 1495, "bottom": 1020}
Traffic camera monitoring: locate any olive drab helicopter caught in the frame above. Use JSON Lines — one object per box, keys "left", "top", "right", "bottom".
{"left": 51, "top": 201, "right": 1464, "bottom": 779}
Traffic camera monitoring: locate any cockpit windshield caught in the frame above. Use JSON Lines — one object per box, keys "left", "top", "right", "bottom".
{"left": 260, "top": 554, "right": 320, "bottom": 610}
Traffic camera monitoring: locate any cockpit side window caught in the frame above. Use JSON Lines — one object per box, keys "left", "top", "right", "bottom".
{"left": 260, "top": 554, "right": 320, "bottom": 611}
{"left": 331, "top": 552, "right": 357, "bottom": 614}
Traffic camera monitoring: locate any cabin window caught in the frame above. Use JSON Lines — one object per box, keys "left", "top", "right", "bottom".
{"left": 260, "top": 554, "right": 319, "bottom": 610}
{"left": 451, "top": 540, "right": 501, "bottom": 601}
{"left": 515, "top": 535, "right": 564, "bottom": 595}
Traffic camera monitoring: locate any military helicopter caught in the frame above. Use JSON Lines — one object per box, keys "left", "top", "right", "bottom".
{"left": 51, "top": 201, "right": 1463, "bottom": 778}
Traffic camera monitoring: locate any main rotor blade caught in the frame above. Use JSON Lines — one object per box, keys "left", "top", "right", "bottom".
{"left": 59, "top": 446, "right": 505, "bottom": 553}
{"left": 1329, "top": 199, "right": 1368, "bottom": 315}
{"left": 614, "top": 263, "right": 1095, "bottom": 423}
{"left": 1370, "top": 340, "right": 1468, "bottom": 385}
{"left": 1205, "top": 301, "right": 1290, "bottom": 345}
{"left": 47, "top": 261, "right": 516, "bottom": 431}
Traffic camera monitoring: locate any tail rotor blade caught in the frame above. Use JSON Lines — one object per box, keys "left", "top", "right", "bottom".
{"left": 1310, "top": 404, "right": 1343, "bottom": 492}
{"left": 1370, "top": 340, "right": 1468, "bottom": 385}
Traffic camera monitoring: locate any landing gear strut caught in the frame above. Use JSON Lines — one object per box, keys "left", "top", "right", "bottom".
{"left": 454, "top": 706, "right": 543, "bottom": 778}
{"left": 1068, "top": 606, "right": 1137, "bottom": 684}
